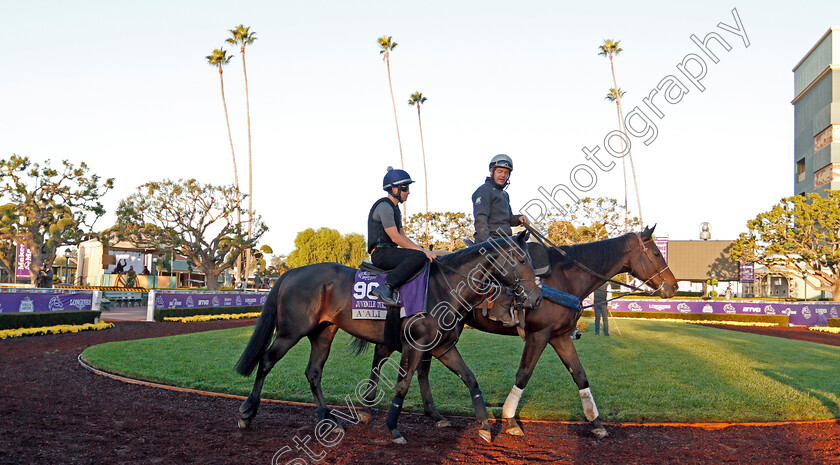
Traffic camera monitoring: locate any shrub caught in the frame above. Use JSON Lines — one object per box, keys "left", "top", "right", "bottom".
{"left": 153, "top": 305, "right": 261, "bottom": 322}
{"left": 0, "top": 310, "right": 102, "bottom": 331}
{"left": 829, "top": 318, "right": 839, "bottom": 328}
{"left": 580, "top": 310, "right": 788, "bottom": 327}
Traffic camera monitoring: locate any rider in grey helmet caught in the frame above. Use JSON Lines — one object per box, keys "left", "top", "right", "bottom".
{"left": 471, "top": 154, "right": 530, "bottom": 326}
{"left": 368, "top": 167, "right": 437, "bottom": 306}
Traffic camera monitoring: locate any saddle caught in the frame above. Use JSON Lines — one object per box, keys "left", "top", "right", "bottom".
{"left": 358, "top": 260, "right": 428, "bottom": 284}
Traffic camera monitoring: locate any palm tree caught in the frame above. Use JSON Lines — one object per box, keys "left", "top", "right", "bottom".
{"left": 378, "top": 35, "right": 404, "bottom": 169}
{"left": 227, "top": 24, "right": 257, "bottom": 286}
{"left": 206, "top": 47, "right": 243, "bottom": 282}
{"left": 408, "top": 91, "right": 429, "bottom": 241}
{"left": 599, "top": 39, "right": 643, "bottom": 228}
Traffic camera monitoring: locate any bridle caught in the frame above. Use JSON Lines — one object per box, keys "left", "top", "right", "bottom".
{"left": 633, "top": 233, "right": 674, "bottom": 295}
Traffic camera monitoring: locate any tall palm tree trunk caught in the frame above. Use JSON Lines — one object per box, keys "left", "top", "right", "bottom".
{"left": 609, "top": 55, "right": 644, "bottom": 227}
{"left": 219, "top": 67, "right": 243, "bottom": 282}
{"left": 417, "top": 105, "right": 429, "bottom": 241}
{"left": 242, "top": 46, "right": 253, "bottom": 287}
{"left": 385, "top": 55, "right": 406, "bottom": 221}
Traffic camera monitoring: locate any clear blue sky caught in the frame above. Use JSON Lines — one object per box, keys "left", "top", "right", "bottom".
{"left": 2, "top": 1, "right": 837, "bottom": 255}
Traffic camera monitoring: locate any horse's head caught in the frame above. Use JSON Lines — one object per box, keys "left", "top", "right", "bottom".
{"left": 626, "top": 225, "right": 678, "bottom": 298}
{"left": 485, "top": 231, "right": 543, "bottom": 310}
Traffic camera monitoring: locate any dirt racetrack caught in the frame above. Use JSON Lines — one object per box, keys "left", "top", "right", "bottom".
{"left": 1, "top": 320, "right": 838, "bottom": 465}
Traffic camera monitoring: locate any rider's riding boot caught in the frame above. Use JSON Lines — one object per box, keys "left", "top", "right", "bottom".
{"left": 372, "top": 283, "right": 399, "bottom": 306}
{"left": 487, "top": 301, "right": 518, "bottom": 327}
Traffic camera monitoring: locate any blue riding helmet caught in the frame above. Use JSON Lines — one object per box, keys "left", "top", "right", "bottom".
{"left": 382, "top": 166, "right": 415, "bottom": 190}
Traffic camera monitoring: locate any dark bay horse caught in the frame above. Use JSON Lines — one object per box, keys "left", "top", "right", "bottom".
{"left": 234, "top": 231, "right": 542, "bottom": 443}
{"left": 358, "top": 226, "right": 677, "bottom": 438}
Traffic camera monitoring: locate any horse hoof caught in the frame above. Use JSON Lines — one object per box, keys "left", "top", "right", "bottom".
{"left": 435, "top": 419, "right": 451, "bottom": 428}
{"left": 506, "top": 425, "right": 524, "bottom": 436}
{"left": 237, "top": 418, "right": 251, "bottom": 429}
{"left": 359, "top": 411, "right": 372, "bottom": 424}
{"left": 592, "top": 427, "right": 609, "bottom": 438}
{"left": 478, "top": 429, "right": 492, "bottom": 443}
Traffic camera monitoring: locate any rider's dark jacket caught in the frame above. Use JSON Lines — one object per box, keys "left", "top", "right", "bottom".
{"left": 471, "top": 177, "right": 522, "bottom": 243}
{"left": 367, "top": 197, "right": 402, "bottom": 253}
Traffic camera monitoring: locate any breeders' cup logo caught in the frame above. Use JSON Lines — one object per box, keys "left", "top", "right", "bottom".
{"left": 677, "top": 303, "right": 691, "bottom": 313}
{"left": 628, "top": 302, "right": 643, "bottom": 312}
{"left": 155, "top": 295, "right": 164, "bottom": 308}
{"left": 702, "top": 304, "right": 713, "bottom": 314}
{"left": 802, "top": 306, "right": 812, "bottom": 319}
{"left": 19, "top": 297, "right": 34, "bottom": 313}
{"left": 186, "top": 296, "right": 195, "bottom": 308}
{"left": 763, "top": 305, "right": 776, "bottom": 315}
{"left": 649, "top": 304, "right": 671, "bottom": 311}
{"left": 212, "top": 296, "right": 220, "bottom": 307}
{"left": 48, "top": 296, "right": 64, "bottom": 311}
{"left": 236, "top": 295, "right": 242, "bottom": 306}
{"left": 358, "top": 271, "right": 376, "bottom": 282}
{"left": 723, "top": 303, "right": 736, "bottom": 314}
{"left": 831, "top": 307, "right": 839, "bottom": 318}
{"left": 260, "top": 296, "right": 266, "bottom": 304}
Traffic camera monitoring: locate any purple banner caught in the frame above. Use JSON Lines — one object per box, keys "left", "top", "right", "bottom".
{"left": 16, "top": 244, "right": 32, "bottom": 280}
{"left": 0, "top": 291, "right": 94, "bottom": 313}
{"left": 608, "top": 299, "right": 839, "bottom": 326}
{"left": 154, "top": 292, "right": 267, "bottom": 310}
{"left": 350, "top": 269, "right": 428, "bottom": 320}
{"left": 740, "top": 262, "right": 755, "bottom": 283}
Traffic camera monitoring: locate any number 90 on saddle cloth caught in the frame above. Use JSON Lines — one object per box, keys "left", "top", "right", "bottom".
{"left": 351, "top": 261, "right": 429, "bottom": 320}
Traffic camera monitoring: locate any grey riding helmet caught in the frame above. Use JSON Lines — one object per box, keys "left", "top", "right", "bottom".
{"left": 489, "top": 154, "right": 513, "bottom": 172}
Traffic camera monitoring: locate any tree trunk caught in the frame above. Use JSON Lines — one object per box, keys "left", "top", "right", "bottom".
{"left": 219, "top": 67, "right": 243, "bottom": 285}
{"left": 609, "top": 55, "right": 644, "bottom": 227}
{"left": 203, "top": 261, "right": 220, "bottom": 291}
{"left": 832, "top": 281, "right": 840, "bottom": 301}
{"left": 242, "top": 46, "right": 253, "bottom": 289}
{"left": 385, "top": 54, "right": 406, "bottom": 222}
{"left": 417, "top": 105, "right": 430, "bottom": 243}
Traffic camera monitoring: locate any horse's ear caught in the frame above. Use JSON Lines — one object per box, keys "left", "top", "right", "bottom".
{"left": 642, "top": 224, "right": 657, "bottom": 240}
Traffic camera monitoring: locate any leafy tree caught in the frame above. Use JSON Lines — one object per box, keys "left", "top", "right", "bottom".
{"left": 206, "top": 47, "right": 244, "bottom": 281}
{"left": 0, "top": 155, "right": 113, "bottom": 282}
{"left": 408, "top": 91, "right": 430, "bottom": 238}
{"left": 404, "top": 211, "right": 474, "bottom": 251}
{"left": 226, "top": 24, "right": 258, "bottom": 282}
{"left": 540, "top": 197, "right": 640, "bottom": 245}
{"left": 286, "top": 228, "right": 368, "bottom": 268}
{"left": 0, "top": 238, "right": 16, "bottom": 282}
{"left": 114, "top": 179, "right": 265, "bottom": 290}
{"left": 599, "top": 39, "right": 643, "bottom": 229}
{"left": 730, "top": 192, "right": 840, "bottom": 301}
{"left": 267, "top": 253, "right": 289, "bottom": 277}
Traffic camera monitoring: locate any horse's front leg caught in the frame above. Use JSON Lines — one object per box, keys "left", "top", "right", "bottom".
{"left": 385, "top": 347, "right": 424, "bottom": 444}
{"left": 548, "top": 333, "right": 608, "bottom": 438}
{"left": 417, "top": 353, "right": 450, "bottom": 427}
{"left": 501, "top": 329, "right": 552, "bottom": 436}
{"left": 433, "top": 345, "right": 492, "bottom": 443}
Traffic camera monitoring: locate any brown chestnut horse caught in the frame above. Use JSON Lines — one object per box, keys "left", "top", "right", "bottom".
{"left": 234, "top": 231, "right": 542, "bottom": 443}
{"left": 357, "top": 226, "right": 677, "bottom": 438}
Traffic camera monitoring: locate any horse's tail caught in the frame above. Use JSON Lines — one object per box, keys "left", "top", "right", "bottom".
{"left": 348, "top": 337, "right": 371, "bottom": 356}
{"left": 234, "top": 272, "right": 287, "bottom": 376}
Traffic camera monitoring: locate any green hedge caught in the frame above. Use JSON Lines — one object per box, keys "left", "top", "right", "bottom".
{"left": 581, "top": 310, "right": 789, "bottom": 327}
{"left": 154, "top": 305, "right": 261, "bottom": 322}
{"left": 0, "top": 310, "right": 102, "bottom": 330}
{"left": 829, "top": 318, "right": 839, "bottom": 328}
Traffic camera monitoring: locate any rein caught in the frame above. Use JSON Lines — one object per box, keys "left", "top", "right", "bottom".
{"left": 522, "top": 224, "right": 669, "bottom": 298}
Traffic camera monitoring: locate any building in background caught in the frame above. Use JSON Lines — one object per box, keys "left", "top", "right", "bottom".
{"left": 793, "top": 27, "right": 840, "bottom": 196}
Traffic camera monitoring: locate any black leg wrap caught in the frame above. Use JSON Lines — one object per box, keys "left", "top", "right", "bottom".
{"left": 385, "top": 396, "right": 404, "bottom": 431}
{"left": 469, "top": 388, "right": 488, "bottom": 422}
{"left": 316, "top": 407, "right": 329, "bottom": 421}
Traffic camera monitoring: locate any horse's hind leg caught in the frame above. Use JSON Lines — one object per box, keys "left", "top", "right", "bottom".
{"left": 306, "top": 324, "right": 340, "bottom": 425}
{"left": 238, "top": 335, "right": 301, "bottom": 428}
{"left": 417, "top": 354, "right": 450, "bottom": 427}
{"left": 549, "top": 334, "right": 608, "bottom": 438}
{"left": 359, "top": 343, "right": 393, "bottom": 424}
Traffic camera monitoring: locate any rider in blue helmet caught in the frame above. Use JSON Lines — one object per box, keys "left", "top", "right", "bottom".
{"left": 367, "top": 167, "right": 437, "bottom": 306}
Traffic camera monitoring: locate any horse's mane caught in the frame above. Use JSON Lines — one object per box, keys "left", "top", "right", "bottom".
{"left": 436, "top": 236, "right": 517, "bottom": 269}
{"left": 550, "top": 234, "right": 632, "bottom": 273}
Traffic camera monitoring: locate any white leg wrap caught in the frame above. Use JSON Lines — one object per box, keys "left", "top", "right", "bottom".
{"left": 579, "top": 387, "right": 599, "bottom": 421}
{"left": 501, "top": 386, "right": 523, "bottom": 418}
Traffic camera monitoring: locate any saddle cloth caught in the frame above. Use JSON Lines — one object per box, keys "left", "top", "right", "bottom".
{"left": 351, "top": 266, "right": 429, "bottom": 320}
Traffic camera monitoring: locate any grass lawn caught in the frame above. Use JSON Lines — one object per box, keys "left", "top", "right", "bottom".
{"left": 81, "top": 318, "right": 840, "bottom": 422}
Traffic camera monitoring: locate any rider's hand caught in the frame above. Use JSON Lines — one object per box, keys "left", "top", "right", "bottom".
{"left": 423, "top": 249, "right": 437, "bottom": 261}
{"left": 518, "top": 215, "right": 530, "bottom": 226}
